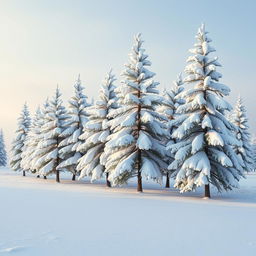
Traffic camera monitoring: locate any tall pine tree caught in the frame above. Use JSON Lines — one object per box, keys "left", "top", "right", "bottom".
{"left": 231, "top": 96, "right": 254, "bottom": 172}
{"left": 0, "top": 130, "right": 7, "bottom": 167}
{"left": 104, "top": 34, "right": 168, "bottom": 192}
{"left": 10, "top": 103, "right": 31, "bottom": 176}
{"left": 168, "top": 24, "right": 244, "bottom": 197}
{"left": 33, "top": 88, "right": 69, "bottom": 182}
{"left": 58, "top": 75, "right": 90, "bottom": 180}
{"left": 77, "top": 70, "right": 116, "bottom": 186}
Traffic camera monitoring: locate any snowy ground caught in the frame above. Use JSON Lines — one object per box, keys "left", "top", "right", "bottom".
{"left": 0, "top": 167, "right": 256, "bottom": 256}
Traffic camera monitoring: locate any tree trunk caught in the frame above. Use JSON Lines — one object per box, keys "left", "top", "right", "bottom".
{"left": 204, "top": 184, "right": 210, "bottom": 198}
{"left": 137, "top": 170, "right": 143, "bottom": 192}
{"left": 72, "top": 174, "right": 76, "bottom": 181}
{"left": 56, "top": 137, "right": 60, "bottom": 183}
{"left": 106, "top": 173, "right": 111, "bottom": 187}
{"left": 137, "top": 86, "right": 143, "bottom": 193}
{"left": 56, "top": 170, "right": 60, "bottom": 183}
{"left": 36, "top": 175, "right": 40, "bottom": 178}
{"left": 23, "top": 170, "right": 25, "bottom": 176}
{"left": 165, "top": 173, "right": 170, "bottom": 188}
{"left": 44, "top": 176, "right": 47, "bottom": 179}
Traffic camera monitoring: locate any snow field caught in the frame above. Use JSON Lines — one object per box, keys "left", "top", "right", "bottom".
{"left": 0, "top": 168, "right": 256, "bottom": 256}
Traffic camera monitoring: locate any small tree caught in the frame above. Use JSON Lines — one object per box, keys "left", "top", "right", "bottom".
{"left": 33, "top": 88, "right": 69, "bottom": 182}
{"left": 0, "top": 130, "right": 7, "bottom": 167}
{"left": 160, "top": 74, "right": 184, "bottom": 187}
{"left": 231, "top": 96, "right": 254, "bottom": 172}
{"left": 158, "top": 89, "right": 174, "bottom": 188}
{"left": 21, "top": 107, "right": 43, "bottom": 174}
{"left": 30, "top": 100, "right": 50, "bottom": 179}
{"left": 104, "top": 34, "right": 168, "bottom": 192}
{"left": 10, "top": 103, "right": 31, "bottom": 176}
{"left": 77, "top": 70, "right": 116, "bottom": 187}
{"left": 168, "top": 24, "right": 244, "bottom": 197}
{"left": 170, "top": 74, "right": 185, "bottom": 115}
{"left": 58, "top": 75, "right": 90, "bottom": 180}
{"left": 251, "top": 135, "right": 256, "bottom": 171}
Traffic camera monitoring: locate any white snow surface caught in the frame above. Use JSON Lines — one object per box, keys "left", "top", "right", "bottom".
{"left": 0, "top": 166, "right": 256, "bottom": 256}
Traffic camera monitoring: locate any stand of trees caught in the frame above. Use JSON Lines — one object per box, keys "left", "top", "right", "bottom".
{"left": 9, "top": 25, "right": 255, "bottom": 198}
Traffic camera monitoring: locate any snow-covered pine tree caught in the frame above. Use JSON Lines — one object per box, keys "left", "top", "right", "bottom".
{"left": 57, "top": 75, "right": 90, "bottom": 180}
{"left": 104, "top": 34, "right": 168, "bottom": 192}
{"left": 10, "top": 103, "right": 31, "bottom": 176}
{"left": 159, "top": 74, "right": 185, "bottom": 187}
{"left": 0, "top": 130, "right": 7, "bottom": 167}
{"left": 231, "top": 96, "right": 254, "bottom": 172}
{"left": 168, "top": 24, "right": 244, "bottom": 197}
{"left": 33, "top": 88, "right": 69, "bottom": 182}
{"left": 30, "top": 99, "right": 50, "bottom": 179}
{"left": 158, "top": 89, "right": 174, "bottom": 188}
{"left": 21, "top": 107, "right": 43, "bottom": 174}
{"left": 171, "top": 73, "right": 185, "bottom": 115}
{"left": 77, "top": 70, "right": 116, "bottom": 186}
{"left": 251, "top": 135, "right": 256, "bottom": 171}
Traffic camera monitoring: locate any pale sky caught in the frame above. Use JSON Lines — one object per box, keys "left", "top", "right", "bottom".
{"left": 0, "top": 0, "right": 255, "bottom": 154}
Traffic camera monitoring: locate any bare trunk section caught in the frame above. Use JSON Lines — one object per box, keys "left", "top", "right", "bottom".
{"left": 165, "top": 173, "right": 170, "bottom": 188}
{"left": 137, "top": 168, "right": 143, "bottom": 192}
{"left": 36, "top": 175, "right": 40, "bottom": 178}
{"left": 22, "top": 170, "right": 25, "bottom": 176}
{"left": 106, "top": 173, "right": 111, "bottom": 187}
{"left": 72, "top": 173, "right": 76, "bottom": 181}
{"left": 44, "top": 176, "right": 47, "bottom": 179}
{"left": 56, "top": 169, "right": 60, "bottom": 183}
{"left": 56, "top": 137, "right": 60, "bottom": 183}
{"left": 204, "top": 184, "right": 210, "bottom": 198}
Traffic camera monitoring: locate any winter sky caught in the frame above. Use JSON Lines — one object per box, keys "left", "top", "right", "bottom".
{"left": 0, "top": 0, "right": 255, "bottom": 153}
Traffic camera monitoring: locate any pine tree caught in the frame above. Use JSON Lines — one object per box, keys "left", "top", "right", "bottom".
{"left": 104, "top": 34, "right": 168, "bottom": 192}
{"left": 170, "top": 74, "right": 185, "bottom": 115}
{"left": 10, "top": 103, "right": 31, "bottom": 176}
{"left": 168, "top": 24, "right": 244, "bottom": 197}
{"left": 159, "top": 89, "right": 174, "bottom": 188}
{"left": 33, "top": 88, "right": 69, "bottom": 182}
{"left": 159, "top": 74, "right": 184, "bottom": 187}
{"left": 251, "top": 135, "right": 256, "bottom": 171}
{"left": 58, "top": 75, "right": 90, "bottom": 180}
{"left": 231, "top": 96, "right": 254, "bottom": 172}
{"left": 77, "top": 70, "right": 117, "bottom": 186}
{"left": 30, "top": 99, "right": 50, "bottom": 179}
{"left": 0, "top": 130, "right": 7, "bottom": 167}
{"left": 21, "top": 107, "right": 43, "bottom": 174}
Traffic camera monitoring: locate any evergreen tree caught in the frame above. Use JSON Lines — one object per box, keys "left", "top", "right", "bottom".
{"left": 77, "top": 70, "right": 116, "bottom": 186}
{"left": 21, "top": 107, "right": 43, "bottom": 174}
{"left": 33, "top": 88, "right": 69, "bottom": 182}
{"left": 160, "top": 74, "right": 184, "bottom": 187}
{"left": 10, "top": 103, "right": 31, "bottom": 176}
{"left": 170, "top": 74, "right": 185, "bottom": 116}
{"left": 168, "top": 24, "right": 244, "bottom": 197}
{"left": 158, "top": 89, "right": 174, "bottom": 188}
{"left": 231, "top": 96, "right": 254, "bottom": 172}
{"left": 30, "top": 99, "right": 50, "bottom": 179}
{"left": 0, "top": 130, "right": 7, "bottom": 167}
{"left": 58, "top": 75, "right": 90, "bottom": 180}
{"left": 104, "top": 34, "right": 168, "bottom": 192}
{"left": 251, "top": 135, "right": 256, "bottom": 171}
